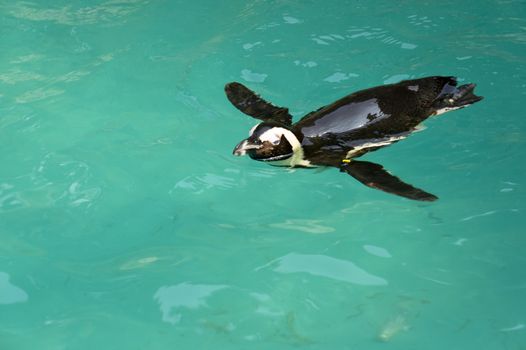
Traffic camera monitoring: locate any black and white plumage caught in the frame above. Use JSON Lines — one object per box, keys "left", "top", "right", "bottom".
{"left": 226, "top": 76, "right": 483, "bottom": 201}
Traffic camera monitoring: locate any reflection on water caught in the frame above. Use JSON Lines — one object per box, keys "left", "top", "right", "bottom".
{"left": 240, "top": 69, "right": 268, "bottom": 83}
{"left": 499, "top": 324, "right": 525, "bottom": 332}
{"left": 0, "top": 272, "right": 28, "bottom": 304}
{"left": 363, "top": 244, "right": 392, "bottom": 258}
{"left": 154, "top": 283, "right": 228, "bottom": 325}
{"left": 258, "top": 253, "right": 387, "bottom": 286}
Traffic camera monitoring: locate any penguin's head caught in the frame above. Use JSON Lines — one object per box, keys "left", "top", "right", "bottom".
{"left": 233, "top": 122, "right": 294, "bottom": 162}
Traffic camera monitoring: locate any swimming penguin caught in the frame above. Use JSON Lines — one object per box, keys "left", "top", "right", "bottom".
{"left": 226, "top": 76, "right": 483, "bottom": 201}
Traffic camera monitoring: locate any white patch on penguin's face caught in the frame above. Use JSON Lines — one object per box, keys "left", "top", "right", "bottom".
{"left": 248, "top": 123, "right": 260, "bottom": 136}
{"left": 259, "top": 127, "right": 314, "bottom": 167}
{"left": 259, "top": 128, "right": 285, "bottom": 145}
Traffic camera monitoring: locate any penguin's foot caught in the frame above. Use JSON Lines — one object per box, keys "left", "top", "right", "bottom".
{"left": 432, "top": 82, "right": 483, "bottom": 115}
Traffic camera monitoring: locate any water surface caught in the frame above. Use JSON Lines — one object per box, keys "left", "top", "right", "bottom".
{"left": 1, "top": 1, "right": 525, "bottom": 349}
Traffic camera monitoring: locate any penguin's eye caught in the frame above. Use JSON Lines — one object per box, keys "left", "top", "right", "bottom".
{"left": 271, "top": 138, "right": 281, "bottom": 145}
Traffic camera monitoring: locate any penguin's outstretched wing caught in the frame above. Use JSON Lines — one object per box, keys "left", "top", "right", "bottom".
{"left": 340, "top": 160, "right": 438, "bottom": 201}
{"left": 225, "top": 82, "right": 292, "bottom": 126}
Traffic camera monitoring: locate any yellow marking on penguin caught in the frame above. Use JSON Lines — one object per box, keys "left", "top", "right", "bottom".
{"left": 342, "top": 159, "right": 351, "bottom": 163}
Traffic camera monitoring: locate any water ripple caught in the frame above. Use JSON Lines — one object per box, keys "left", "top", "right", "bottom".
{"left": 6, "top": 48, "right": 125, "bottom": 104}
{"left": 9, "top": 53, "right": 44, "bottom": 64}
{"left": 171, "top": 173, "right": 237, "bottom": 195}
{"left": 407, "top": 14, "right": 439, "bottom": 29}
{"left": 0, "top": 69, "right": 45, "bottom": 84}
{"left": 0, "top": 153, "right": 101, "bottom": 212}
{"left": 283, "top": 16, "right": 301, "bottom": 24}
{"left": 324, "top": 72, "right": 359, "bottom": 83}
{"left": 310, "top": 26, "right": 418, "bottom": 51}
{"left": 242, "top": 42, "right": 262, "bottom": 51}
{"left": 293, "top": 60, "right": 318, "bottom": 68}
{"left": 460, "top": 210, "right": 498, "bottom": 222}
{"left": 16, "top": 87, "right": 65, "bottom": 104}
{"left": 5, "top": 0, "right": 149, "bottom": 26}
{"left": 270, "top": 219, "right": 334, "bottom": 234}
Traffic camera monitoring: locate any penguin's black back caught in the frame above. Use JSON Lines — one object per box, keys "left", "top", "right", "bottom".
{"left": 294, "top": 76, "right": 456, "bottom": 142}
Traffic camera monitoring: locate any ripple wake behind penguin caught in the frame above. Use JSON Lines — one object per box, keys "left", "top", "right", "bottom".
{"left": 226, "top": 76, "right": 483, "bottom": 201}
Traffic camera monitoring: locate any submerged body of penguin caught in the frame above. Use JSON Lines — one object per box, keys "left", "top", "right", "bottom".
{"left": 225, "top": 76, "right": 483, "bottom": 201}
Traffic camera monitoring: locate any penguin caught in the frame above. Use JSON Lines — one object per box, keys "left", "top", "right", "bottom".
{"left": 226, "top": 76, "right": 483, "bottom": 201}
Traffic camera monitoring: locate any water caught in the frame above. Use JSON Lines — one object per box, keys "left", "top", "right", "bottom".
{"left": 1, "top": 1, "right": 525, "bottom": 349}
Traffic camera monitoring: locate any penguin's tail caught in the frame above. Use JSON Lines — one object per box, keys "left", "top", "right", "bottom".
{"left": 431, "top": 79, "right": 483, "bottom": 115}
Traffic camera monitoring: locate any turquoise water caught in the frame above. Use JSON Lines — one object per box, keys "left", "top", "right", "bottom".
{"left": 1, "top": 0, "right": 525, "bottom": 349}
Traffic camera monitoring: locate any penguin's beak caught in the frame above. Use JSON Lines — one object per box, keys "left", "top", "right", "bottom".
{"left": 233, "top": 139, "right": 261, "bottom": 156}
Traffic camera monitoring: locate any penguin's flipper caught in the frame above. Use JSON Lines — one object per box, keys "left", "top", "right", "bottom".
{"left": 340, "top": 160, "right": 438, "bottom": 202}
{"left": 225, "top": 82, "right": 292, "bottom": 126}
